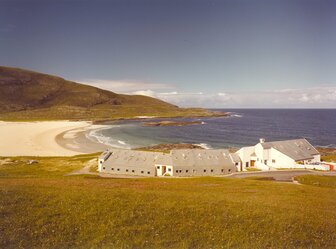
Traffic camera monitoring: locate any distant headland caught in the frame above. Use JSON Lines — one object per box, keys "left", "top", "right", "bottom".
{"left": 0, "top": 66, "right": 227, "bottom": 121}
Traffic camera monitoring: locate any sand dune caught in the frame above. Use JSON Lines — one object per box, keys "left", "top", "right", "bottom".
{"left": 0, "top": 121, "right": 92, "bottom": 156}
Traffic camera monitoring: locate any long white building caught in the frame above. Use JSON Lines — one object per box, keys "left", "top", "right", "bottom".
{"left": 98, "top": 149, "right": 238, "bottom": 177}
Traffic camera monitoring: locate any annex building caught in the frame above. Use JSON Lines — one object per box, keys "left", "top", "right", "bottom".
{"left": 236, "top": 138, "right": 322, "bottom": 171}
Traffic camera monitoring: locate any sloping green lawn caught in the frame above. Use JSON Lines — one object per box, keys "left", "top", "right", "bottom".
{"left": 295, "top": 175, "right": 336, "bottom": 188}
{"left": 1, "top": 156, "right": 336, "bottom": 248}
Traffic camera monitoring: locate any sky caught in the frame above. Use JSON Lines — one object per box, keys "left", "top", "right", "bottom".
{"left": 1, "top": 0, "right": 336, "bottom": 108}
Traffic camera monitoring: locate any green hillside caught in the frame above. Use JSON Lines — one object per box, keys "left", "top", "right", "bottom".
{"left": 0, "top": 66, "right": 219, "bottom": 121}
{"left": 1, "top": 155, "right": 336, "bottom": 248}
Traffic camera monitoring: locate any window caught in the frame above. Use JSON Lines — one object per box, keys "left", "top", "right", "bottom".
{"left": 246, "top": 162, "right": 249, "bottom": 167}
{"left": 211, "top": 169, "right": 214, "bottom": 172}
{"left": 265, "top": 160, "right": 268, "bottom": 165}
{"left": 141, "top": 171, "right": 144, "bottom": 174}
{"left": 117, "top": 168, "right": 120, "bottom": 171}
{"left": 272, "top": 159, "right": 276, "bottom": 163}
{"left": 157, "top": 166, "right": 160, "bottom": 169}
{"left": 168, "top": 168, "right": 171, "bottom": 172}
{"left": 147, "top": 171, "right": 150, "bottom": 174}
{"left": 176, "top": 170, "right": 179, "bottom": 173}
{"left": 132, "top": 170, "right": 135, "bottom": 173}
{"left": 126, "top": 169, "right": 128, "bottom": 172}
{"left": 235, "top": 162, "right": 239, "bottom": 166}
{"left": 103, "top": 167, "right": 105, "bottom": 170}
{"left": 179, "top": 170, "right": 182, "bottom": 173}
{"left": 228, "top": 169, "right": 231, "bottom": 173}
{"left": 186, "top": 170, "right": 189, "bottom": 173}
{"left": 204, "top": 169, "right": 206, "bottom": 173}
{"left": 112, "top": 168, "right": 114, "bottom": 171}
{"left": 221, "top": 169, "right": 224, "bottom": 172}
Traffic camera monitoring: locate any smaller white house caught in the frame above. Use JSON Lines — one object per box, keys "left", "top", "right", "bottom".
{"left": 236, "top": 138, "right": 321, "bottom": 171}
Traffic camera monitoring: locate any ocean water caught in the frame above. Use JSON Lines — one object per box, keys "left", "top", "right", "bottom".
{"left": 87, "top": 109, "right": 336, "bottom": 149}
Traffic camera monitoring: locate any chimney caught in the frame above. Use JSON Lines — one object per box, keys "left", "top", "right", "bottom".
{"left": 259, "top": 138, "right": 265, "bottom": 144}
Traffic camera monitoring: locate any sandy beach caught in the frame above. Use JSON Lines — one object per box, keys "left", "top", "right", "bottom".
{"left": 0, "top": 121, "right": 109, "bottom": 157}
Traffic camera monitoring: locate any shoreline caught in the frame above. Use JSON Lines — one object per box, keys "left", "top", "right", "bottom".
{"left": 55, "top": 127, "right": 114, "bottom": 154}
{"left": 0, "top": 115, "right": 225, "bottom": 157}
{"left": 0, "top": 119, "right": 335, "bottom": 159}
{"left": 0, "top": 121, "right": 108, "bottom": 157}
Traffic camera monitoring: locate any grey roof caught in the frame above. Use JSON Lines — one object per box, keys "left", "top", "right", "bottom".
{"left": 102, "top": 148, "right": 235, "bottom": 170}
{"left": 260, "top": 139, "right": 319, "bottom": 161}
{"left": 99, "top": 150, "right": 112, "bottom": 161}
{"left": 102, "top": 149, "right": 170, "bottom": 169}
{"left": 229, "top": 153, "right": 241, "bottom": 163}
{"left": 170, "top": 149, "right": 234, "bottom": 168}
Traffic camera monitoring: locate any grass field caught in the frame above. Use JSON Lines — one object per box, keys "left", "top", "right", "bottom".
{"left": 1, "top": 155, "right": 336, "bottom": 248}
{"left": 295, "top": 175, "right": 336, "bottom": 189}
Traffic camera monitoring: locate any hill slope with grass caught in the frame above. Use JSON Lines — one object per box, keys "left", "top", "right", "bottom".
{"left": 1, "top": 155, "right": 336, "bottom": 248}
{"left": 0, "top": 66, "right": 218, "bottom": 121}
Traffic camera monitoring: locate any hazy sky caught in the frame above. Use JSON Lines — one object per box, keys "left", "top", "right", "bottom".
{"left": 1, "top": 0, "right": 336, "bottom": 108}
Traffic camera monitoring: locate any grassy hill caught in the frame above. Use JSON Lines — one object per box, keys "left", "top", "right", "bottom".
{"left": 0, "top": 66, "right": 219, "bottom": 121}
{"left": 1, "top": 155, "right": 336, "bottom": 248}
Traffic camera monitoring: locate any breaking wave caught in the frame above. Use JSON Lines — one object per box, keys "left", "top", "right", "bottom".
{"left": 227, "top": 112, "right": 243, "bottom": 118}
{"left": 86, "top": 126, "right": 131, "bottom": 149}
{"left": 194, "top": 143, "right": 212, "bottom": 150}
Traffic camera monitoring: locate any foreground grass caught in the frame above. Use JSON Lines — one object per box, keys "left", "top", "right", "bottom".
{"left": 1, "top": 156, "right": 336, "bottom": 248}
{"left": 295, "top": 175, "right": 336, "bottom": 188}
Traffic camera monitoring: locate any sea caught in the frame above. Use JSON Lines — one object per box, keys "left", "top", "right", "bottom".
{"left": 87, "top": 109, "right": 336, "bottom": 149}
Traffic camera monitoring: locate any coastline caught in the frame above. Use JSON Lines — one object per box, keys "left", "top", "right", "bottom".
{"left": 0, "top": 115, "right": 222, "bottom": 157}
{"left": 0, "top": 121, "right": 109, "bottom": 157}
{"left": 55, "top": 127, "right": 114, "bottom": 154}
{"left": 2, "top": 110, "right": 334, "bottom": 158}
{"left": 91, "top": 110, "right": 229, "bottom": 124}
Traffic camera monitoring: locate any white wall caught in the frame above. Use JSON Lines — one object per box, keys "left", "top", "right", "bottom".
{"left": 235, "top": 162, "right": 242, "bottom": 172}
{"left": 312, "top": 154, "right": 321, "bottom": 163}
{"left": 98, "top": 159, "right": 104, "bottom": 172}
{"left": 301, "top": 164, "right": 330, "bottom": 171}
{"left": 236, "top": 146, "right": 255, "bottom": 170}
{"left": 155, "top": 164, "right": 174, "bottom": 176}
{"left": 269, "top": 148, "right": 296, "bottom": 168}
{"left": 254, "top": 144, "right": 271, "bottom": 170}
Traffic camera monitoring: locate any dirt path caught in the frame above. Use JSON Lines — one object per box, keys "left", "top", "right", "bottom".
{"left": 66, "top": 158, "right": 98, "bottom": 176}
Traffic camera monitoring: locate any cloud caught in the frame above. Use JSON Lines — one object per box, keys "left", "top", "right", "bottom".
{"left": 132, "top": 90, "right": 156, "bottom": 97}
{"left": 131, "top": 86, "right": 336, "bottom": 108}
{"left": 78, "top": 78, "right": 336, "bottom": 108}
{"left": 79, "top": 79, "right": 172, "bottom": 93}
